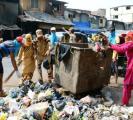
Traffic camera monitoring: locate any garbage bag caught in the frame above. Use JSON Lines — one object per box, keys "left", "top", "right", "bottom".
{"left": 58, "top": 44, "right": 70, "bottom": 61}
{"left": 43, "top": 54, "right": 55, "bottom": 70}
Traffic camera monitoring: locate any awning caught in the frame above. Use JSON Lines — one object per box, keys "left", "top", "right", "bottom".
{"left": 73, "top": 22, "right": 91, "bottom": 30}
{"left": 0, "top": 24, "right": 21, "bottom": 31}
{"left": 19, "top": 11, "right": 73, "bottom": 26}
{"left": 73, "top": 22, "right": 101, "bottom": 34}
{"left": 0, "top": 25, "right": 9, "bottom": 31}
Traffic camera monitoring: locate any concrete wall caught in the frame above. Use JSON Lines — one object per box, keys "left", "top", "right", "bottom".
{"left": 80, "top": 14, "right": 89, "bottom": 22}
{"left": 0, "top": 1, "right": 18, "bottom": 25}
{"left": 20, "top": 0, "right": 47, "bottom": 12}
{"left": 20, "top": 0, "right": 29, "bottom": 10}
{"left": 39, "top": 0, "right": 47, "bottom": 12}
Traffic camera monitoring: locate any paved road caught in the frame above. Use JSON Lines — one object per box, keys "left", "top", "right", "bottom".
{"left": 3, "top": 57, "right": 48, "bottom": 90}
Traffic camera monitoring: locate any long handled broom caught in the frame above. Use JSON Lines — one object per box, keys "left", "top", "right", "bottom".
{"left": 4, "top": 61, "right": 22, "bottom": 83}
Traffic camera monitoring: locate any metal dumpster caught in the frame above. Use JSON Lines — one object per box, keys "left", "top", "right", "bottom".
{"left": 55, "top": 43, "right": 112, "bottom": 94}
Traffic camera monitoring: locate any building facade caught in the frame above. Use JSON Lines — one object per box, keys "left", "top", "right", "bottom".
{"left": 18, "top": 0, "right": 73, "bottom": 33}
{"left": 110, "top": 5, "right": 133, "bottom": 23}
{"left": 64, "top": 8, "right": 91, "bottom": 22}
{"left": 64, "top": 8, "right": 107, "bottom": 34}
{"left": 19, "top": 0, "right": 65, "bottom": 16}
{"left": 91, "top": 9, "right": 106, "bottom": 29}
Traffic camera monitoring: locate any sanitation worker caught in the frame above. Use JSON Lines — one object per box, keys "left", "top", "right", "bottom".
{"left": 109, "top": 31, "right": 133, "bottom": 106}
{"left": 62, "top": 27, "right": 76, "bottom": 43}
{"left": 0, "top": 36, "right": 23, "bottom": 96}
{"left": 17, "top": 34, "right": 35, "bottom": 83}
{"left": 34, "top": 29, "right": 50, "bottom": 83}
{"left": 48, "top": 27, "right": 59, "bottom": 82}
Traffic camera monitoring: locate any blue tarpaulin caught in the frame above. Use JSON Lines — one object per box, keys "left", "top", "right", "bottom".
{"left": 73, "top": 22, "right": 101, "bottom": 34}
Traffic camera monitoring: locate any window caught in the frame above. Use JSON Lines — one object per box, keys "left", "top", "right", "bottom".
{"left": 68, "top": 14, "right": 73, "bottom": 19}
{"left": 114, "top": 7, "right": 118, "bottom": 11}
{"left": 31, "top": 0, "right": 38, "bottom": 8}
{"left": 126, "top": 6, "right": 131, "bottom": 10}
{"left": 113, "top": 15, "right": 118, "bottom": 19}
{"left": 57, "top": 4, "right": 61, "bottom": 12}
{"left": 53, "top": 3, "right": 61, "bottom": 12}
{"left": 73, "top": 14, "right": 75, "bottom": 18}
{"left": 100, "top": 19, "right": 103, "bottom": 24}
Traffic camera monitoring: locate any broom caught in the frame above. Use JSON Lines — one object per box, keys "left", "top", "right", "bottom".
{"left": 4, "top": 61, "right": 22, "bottom": 83}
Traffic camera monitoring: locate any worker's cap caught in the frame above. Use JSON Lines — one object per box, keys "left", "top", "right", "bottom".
{"left": 36, "top": 29, "right": 43, "bottom": 34}
{"left": 50, "top": 27, "right": 56, "bottom": 31}
{"left": 16, "top": 36, "right": 23, "bottom": 43}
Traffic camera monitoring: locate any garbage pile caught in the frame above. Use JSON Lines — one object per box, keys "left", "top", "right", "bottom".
{"left": 0, "top": 80, "right": 133, "bottom": 120}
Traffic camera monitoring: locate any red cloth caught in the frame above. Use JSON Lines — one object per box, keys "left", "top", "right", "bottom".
{"left": 16, "top": 36, "right": 23, "bottom": 43}
{"left": 121, "top": 34, "right": 126, "bottom": 38}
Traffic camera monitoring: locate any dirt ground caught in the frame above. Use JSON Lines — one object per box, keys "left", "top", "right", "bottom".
{"left": 104, "top": 76, "right": 133, "bottom": 106}
{"left": 3, "top": 58, "right": 133, "bottom": 106}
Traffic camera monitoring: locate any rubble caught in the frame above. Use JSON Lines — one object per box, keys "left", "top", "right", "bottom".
{"left": 0, "top": 80, "right": 133, "bottom": 119}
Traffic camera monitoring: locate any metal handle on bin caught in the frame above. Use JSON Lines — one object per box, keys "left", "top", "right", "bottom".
{"left": 70, "top": 47, "right": 74, "bottom": 54}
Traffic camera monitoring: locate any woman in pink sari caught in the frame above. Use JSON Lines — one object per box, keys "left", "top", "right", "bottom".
{"left": 110, "top": 31, "right": 133, "bottom": 106}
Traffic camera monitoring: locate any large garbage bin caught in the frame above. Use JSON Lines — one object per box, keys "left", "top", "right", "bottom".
{"left": 55, "top": 43, "right": 112, "bottom": 94}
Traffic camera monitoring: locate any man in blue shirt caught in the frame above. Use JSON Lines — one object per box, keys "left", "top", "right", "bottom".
{"left": 48, "top": 27, "right": 59, "bottom": 82}
{"left": 49, "top": 27, "right": 59, "bottom": 47}
{"left": 108, "top": 27, "right": 117, "bottom": 44}
{"left": 108, "top": 27, "right": 120, "bottom": 83}
{"left": 0, "top": 36, "right": 23, "bottom": 96}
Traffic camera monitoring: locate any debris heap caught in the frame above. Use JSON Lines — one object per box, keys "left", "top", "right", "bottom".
{"left": 0, "top": 80, "right": 133, "bottom": 120}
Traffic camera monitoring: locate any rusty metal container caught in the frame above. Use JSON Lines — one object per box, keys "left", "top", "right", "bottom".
{"left": 55, "top": 43, "right": 112, "bottom": 94}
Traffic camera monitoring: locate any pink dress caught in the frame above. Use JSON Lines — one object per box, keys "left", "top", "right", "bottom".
{"left": 111, "top": 42, "right": 133, "bottom": 85}
{"left": 111, "top": 42, "right": 133, "bottom": 105}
